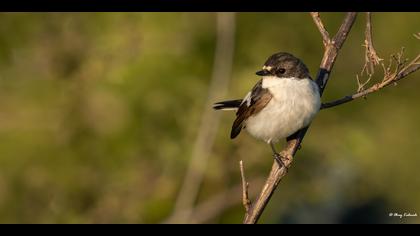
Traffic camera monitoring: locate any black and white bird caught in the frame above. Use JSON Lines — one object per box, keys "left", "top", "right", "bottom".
{"left": 213, "top": 52, "right": 321, "bottom": 168}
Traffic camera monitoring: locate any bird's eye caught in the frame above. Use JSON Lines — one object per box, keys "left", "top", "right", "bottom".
{"left": 278, "top": 68, "right": 286, "bottom": 74}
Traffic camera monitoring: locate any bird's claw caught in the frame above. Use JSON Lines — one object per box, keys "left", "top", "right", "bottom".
{"left": 273, "top": 153, "right": 289, "bottom": 172}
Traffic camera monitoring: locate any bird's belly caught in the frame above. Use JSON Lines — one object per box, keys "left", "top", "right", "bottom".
{"left": 244, "top": 79, "right": 320, "bottom": 143}
{"left": 245, "top": 101, "right": 305, "bottom": 143}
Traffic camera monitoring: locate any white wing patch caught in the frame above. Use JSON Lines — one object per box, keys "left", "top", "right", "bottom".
{"left": 241, "top": 91, "right": 252, "bottom": 107}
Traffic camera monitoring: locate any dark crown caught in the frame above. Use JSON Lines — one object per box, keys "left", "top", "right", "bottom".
{"left": 256, "top": 52, "right": 310, "bottom": 79}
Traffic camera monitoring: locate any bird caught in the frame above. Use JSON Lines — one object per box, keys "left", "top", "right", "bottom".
{"left": 213, "top": 52, "right": 321, "bottom": 168}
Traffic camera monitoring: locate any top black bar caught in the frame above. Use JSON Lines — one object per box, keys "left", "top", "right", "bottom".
{"left": 1, "top": 0, "right": 420, "bottom": 11}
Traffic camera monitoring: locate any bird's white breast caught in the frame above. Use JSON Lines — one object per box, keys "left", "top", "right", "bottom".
{"left": 245, "top": 77, "right": 321, "bottom": 143}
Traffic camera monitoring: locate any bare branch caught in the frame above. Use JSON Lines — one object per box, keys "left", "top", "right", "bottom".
{"left": 322, "top": 16, "right": 419, "bottom": 110}
{"left": 363, "top": 12, "right": 383, "bottom": 76}
{"left": 242, "top": 12, "right": 357, "bottom": 224}
{"left": 356, "top": 74, "right": 373, "bottom": 93}
{"left": 310, "top": 12, "right": 331, "bottom": 47}
{"left": 242, "top": 147, "right": 294, "bottom": 224}
{"left": 322, "top": 54, "right": 420, "bottom": 109}
{"left": 355, "top": 12, "right": 383, "bottom": 93}
{"left": 317, "top": 12, "right": 358, "bottom": 93}
{"left": 331, "top": 13, "right": 359, "bottom": 51}
{"left": 240, "top": 161, "right": 251, "bottom": 213}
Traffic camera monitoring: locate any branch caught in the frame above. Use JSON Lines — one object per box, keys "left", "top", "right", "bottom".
{"left": 310, "top": 12, "right": 331, "bottom": 47}
{"left": 317, "top": 13, "right": 358, "bottom": 93}
{"left": 322, "top": 20, "right": 420, "bottom": 110}
{"left": 355, "top": 12, "right": 382, "bottom": 93}
{"left": 240, "top": 161, "right": 252, "bottom": 213}
{"left": 322, "top": 54, "right": 420, "bottom": 109}
{"left": 242, "top": 12, "right": 357, "bottom": 224}
{"left": 363, "top": 12, "right": 382, "bottom": 76}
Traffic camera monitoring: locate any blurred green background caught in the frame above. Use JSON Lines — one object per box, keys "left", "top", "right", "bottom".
{"left": 0, "top": 12, "right": 419, "bottom": 224}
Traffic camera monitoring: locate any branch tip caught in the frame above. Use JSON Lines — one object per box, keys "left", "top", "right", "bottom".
{"left": 239, "top": 160, "right": 251, "bottom": 214}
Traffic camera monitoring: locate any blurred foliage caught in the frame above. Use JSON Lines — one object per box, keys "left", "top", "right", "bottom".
{"left": 0, "top": 12, "right": 419, "bottom": 223}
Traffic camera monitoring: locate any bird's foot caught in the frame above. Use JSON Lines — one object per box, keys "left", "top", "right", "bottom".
{"left": 273, "top": 153, "right": 289, "bottom": 172}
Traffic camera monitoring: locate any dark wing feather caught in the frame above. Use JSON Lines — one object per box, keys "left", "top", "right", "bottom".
{"left": 230, "top": 80, "right": 272, "bottom": 139}
{"left": 213, "top": 99, "right": 242, "bottom": 110}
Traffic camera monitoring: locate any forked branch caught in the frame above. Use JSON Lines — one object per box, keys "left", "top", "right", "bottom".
{"left": 310, "top": 12, "right": 331, "bottom": 47}
{"left": 322, "top": 17, "right": 420, "bottom": 109}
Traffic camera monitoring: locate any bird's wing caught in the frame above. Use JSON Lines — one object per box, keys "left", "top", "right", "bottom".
{"left": 213, "top": 99, "right": 243, "bottom": 110}
{"left": 230, "top": 79, "right": 272, "bottom": 139}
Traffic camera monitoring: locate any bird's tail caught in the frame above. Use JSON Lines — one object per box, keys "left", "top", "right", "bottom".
{"left": 212, "top": 99, "right": 242, "bottom": 111}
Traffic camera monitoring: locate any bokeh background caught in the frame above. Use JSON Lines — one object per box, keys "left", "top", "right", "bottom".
{"left": 0, "top": 12, "right": 419, "bottom": 224}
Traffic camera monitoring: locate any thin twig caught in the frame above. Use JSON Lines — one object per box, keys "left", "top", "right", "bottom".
{"left": 356, "top": 12, "right": 383, "bottom": 93}
{"left": 242, "top": 12, "right": 357, "bottom": 224}
{"left": 322, "top": 54, "right": 420, "bottom": 109}
{"left": 310, "top": 12, "right": 331, "bottom": 47}
{"left": 356, "top": 74, "right": 373, "bottom": 93}
{"left": 239, "top": 160, "right": 251, "bottom": 213}
{"left": 363, "top": 12, "right": 383, "bottom": 76}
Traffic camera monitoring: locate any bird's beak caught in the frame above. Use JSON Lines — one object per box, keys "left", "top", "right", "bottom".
{"left": 256, "top": 69, "right": 271, "bottom": 76}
